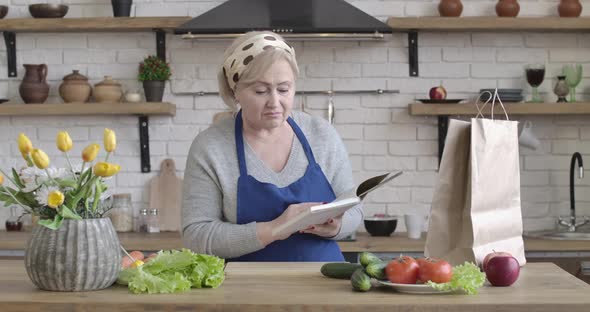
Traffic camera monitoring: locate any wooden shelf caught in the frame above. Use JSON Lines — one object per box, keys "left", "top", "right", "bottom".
{"left": 0, "top": 17, "right": 190, "bottom": 32}
{"left": 409, "top": 102, "right": 590, "bottom": 116}
{"left": 0, "top": 102, "right": 176, "bottom": 116}
{"left": 387, "top": 17, "right": 590, "bottom": 32}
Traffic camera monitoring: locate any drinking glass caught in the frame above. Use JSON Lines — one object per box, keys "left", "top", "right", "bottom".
{"left": 525, "top": 64, "right": 545, "bottom": 103}
{"left": 563, "top": 64, "right": 582, "bottom": 103}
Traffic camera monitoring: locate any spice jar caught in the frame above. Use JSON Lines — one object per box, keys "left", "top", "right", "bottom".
{"left": 147, "top": 209, "right": 160, "bottom": 233}
{"left": 138, "top": 208, "right": 149, "bottom": 233}
{"left": 108, "top": 193, "right": 133, "bottom": 232}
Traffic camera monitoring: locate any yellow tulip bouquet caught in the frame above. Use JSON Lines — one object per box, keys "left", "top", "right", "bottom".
{"left": 0, "top": 129, "right": 121, "bottom": 230}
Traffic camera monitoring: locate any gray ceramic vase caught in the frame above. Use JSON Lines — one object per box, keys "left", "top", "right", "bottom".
{"left": 143, "top": 80, "right": 165, "bottom": 102}
{"left": 24, "top": 218, "right": 121, "bottom": 291}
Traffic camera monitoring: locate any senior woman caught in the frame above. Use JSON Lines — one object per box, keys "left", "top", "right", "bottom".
{"left": 182, "top": 31, "right": 363, "bottom": 262}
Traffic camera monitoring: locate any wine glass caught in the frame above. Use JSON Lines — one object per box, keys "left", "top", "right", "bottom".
{"left": 525, "top": 64, "right": 545, "bottom": 103}
{"left": 563, "top": 64, "right": 582, "bottom": 103}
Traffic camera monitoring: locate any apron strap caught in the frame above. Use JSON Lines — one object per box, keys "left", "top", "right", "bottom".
{"left": 286, "top": 117, "right": 318, "bottom": 165}
{"left": 235, "top": 110, "right": 248, "bottom": 177}
{"left": 234, "top": 110, "right": 319, "bottom": 177}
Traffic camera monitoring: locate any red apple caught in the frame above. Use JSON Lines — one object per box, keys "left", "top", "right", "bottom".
{"left": 482, "top": 251, "right": 513, "bottom": 271}
{"left": 429, "top": 86, "right": 447, "bottom": 100}
{"left": 484, "top": 255, "right": 520, "bottom": 287}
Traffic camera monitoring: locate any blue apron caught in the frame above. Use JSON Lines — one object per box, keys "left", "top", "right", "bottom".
{"left": 230, "top": 110, "right": 344, "bottom": 262}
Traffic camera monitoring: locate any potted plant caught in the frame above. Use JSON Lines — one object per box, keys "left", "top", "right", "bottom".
{"left": 138, "top": 55, "right": 171, "bottom": 102}
{"left": 0, "top": 130, "right": 122, "bottom": 291}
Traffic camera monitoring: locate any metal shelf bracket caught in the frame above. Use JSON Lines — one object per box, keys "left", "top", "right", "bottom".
{"left": 3, "top": 32, "right": 16, "bottom": 77}
{"left": 139, "top": 115, "right": 151, "bottom": 173}
{"left": 135, "top": 29, "right": 165, "bottom": 173}
{"left": 154, "top": 29, "right": 166, "bottom": 61}
{"left": 437, "top": 116, "right": 449, "bottom": 166}
{"left": 408, "top": 30, "right": 418, "bottom": 77}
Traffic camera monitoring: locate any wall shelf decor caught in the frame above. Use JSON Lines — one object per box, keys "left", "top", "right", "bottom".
{"left": 0, "top": 101, "right": 176, "bottom": 173}
{"left": 408, "top": 102, "right": 590, "bottom": 163}
{"left": 0, "top": 17, "right": 189, "bottom": 77}
{"left": 387, "top": 17, "right": 590, "bottom": 77}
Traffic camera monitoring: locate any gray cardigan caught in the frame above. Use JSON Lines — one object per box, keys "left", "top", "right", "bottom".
{"left": 182, "top": 111, "right": 363, "bottom": 259}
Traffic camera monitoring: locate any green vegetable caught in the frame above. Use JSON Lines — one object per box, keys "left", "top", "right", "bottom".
{"left": 426, "top": 262, "right": 486, "bottom": 295}
{"left": 359, "top": 252, "right": 381, "bottom": 267}
{"left": 365, "top": 261, "right": 387, "bottom": 280}
{"left": 351, "top": 268, "right": 372, "bottom": 292}
{"left": 320, "top": 262, "right": 363, "bottom": 279}
{"left": 117, "top": 248, "right": 225, "bottom": 294}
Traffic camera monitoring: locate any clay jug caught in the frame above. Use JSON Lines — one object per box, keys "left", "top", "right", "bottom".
{"left": 19, "top": 64, "right": 49, "bottom": 104}
{"left": 496, "top": 0, "right": 520, "bottom": 17}
{"left": 438, "top": 0, "right": 463, "bottom": 17}
{"left": 558, "top": 0, "right": 582, "bottom": 18}
{"left": 59, "top": 70, "right": 92, "bottom": 103}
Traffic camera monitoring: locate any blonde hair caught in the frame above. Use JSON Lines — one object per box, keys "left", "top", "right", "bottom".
{"left": 217, "top": 31, "right": 299, "bottom": 111}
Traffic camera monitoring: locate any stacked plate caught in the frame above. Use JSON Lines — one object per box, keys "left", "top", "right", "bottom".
{"left": 479, "top": 89, "right": 524, "bottom": 102}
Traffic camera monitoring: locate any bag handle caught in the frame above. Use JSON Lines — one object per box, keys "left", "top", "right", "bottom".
{"left": 475, "top": 88, "right": 509, "bottom": 121}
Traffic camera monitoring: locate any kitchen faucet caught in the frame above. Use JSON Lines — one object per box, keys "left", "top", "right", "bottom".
{"left": 559, "top": 152, "right": 589, "bottom": 232}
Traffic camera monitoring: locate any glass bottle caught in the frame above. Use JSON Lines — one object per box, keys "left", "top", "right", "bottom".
{"left": 108, "top": 193, "right": 133, "bottom": 232}
{"left": 147, "top": 209, "right": 160, "bottom": 233}
{"left": 5, "top": 206, "right": 23, "bottom": 232}
{"left": 138, "top": 208, "right": 149, "bottom": 233}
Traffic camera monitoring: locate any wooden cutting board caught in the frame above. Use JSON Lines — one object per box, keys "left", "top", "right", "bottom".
{"left": 149, "top": 159, "right": 183, "bottom": 232}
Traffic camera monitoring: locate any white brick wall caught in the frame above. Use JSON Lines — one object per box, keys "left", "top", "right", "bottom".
{"left": 0, "top": 0, "right": 589, "bottom": 232}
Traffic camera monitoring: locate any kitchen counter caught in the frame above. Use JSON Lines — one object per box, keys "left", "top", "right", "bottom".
{"left": 1, "top": 230, "right": 589, "bottom": 252}
{"left": 0, "top": 260, "right": 588, "bottom": 311}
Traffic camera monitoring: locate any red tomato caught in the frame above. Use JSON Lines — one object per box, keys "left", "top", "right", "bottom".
{"left": 385, "top": 255, "right": 420, "bottom": 284}
{"left": 417, "top": 257, "right": 453, "bottom": 283}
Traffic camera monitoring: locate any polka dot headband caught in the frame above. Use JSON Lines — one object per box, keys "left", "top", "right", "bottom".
{"left": 223, "top": 33, "right": 295, "bottom": 91}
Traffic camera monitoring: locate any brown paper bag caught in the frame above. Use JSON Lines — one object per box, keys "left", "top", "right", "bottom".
{"left": 425, "top": 91, "right": 526, "bottom": 267}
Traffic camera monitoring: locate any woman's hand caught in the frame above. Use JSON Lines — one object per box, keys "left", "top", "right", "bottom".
{"left": 256, "top": 202, "right": 321, "bottom": 246}
{"left": 301, "top": 214, "right": 343, "bottom": 238}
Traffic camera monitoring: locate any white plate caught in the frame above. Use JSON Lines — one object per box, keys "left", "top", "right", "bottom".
{"left": 376, "top": 280, "right": 452, "bottom": 294}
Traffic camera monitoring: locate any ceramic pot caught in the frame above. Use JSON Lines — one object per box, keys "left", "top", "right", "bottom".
{"left": 124, "top": 91, "right": 141, "bottom": 103}
{"left": 438, "top": 0, "right": 463, "bottom": 17}
{"left": 558, "top": 0, "right": 582, "bottom": 18}
{"left": 19, "top": 64, "right": 49, "bottom": 104}
{"left": 496, "top": 0, "right": 520, "bottom": 17}
{"left": 24, "top": 218, "right": 121, "bottom": 291}
{"left": 111, "top": 0, "right": 132, "bottom": 17}
{"left": 94, "top": 76, "right": 122, "bottom": 102}
{"left": 59, "top": 70, "right": 92, "bottom": 103}
{"left": 143, "top": 80, "right": 165, "bottom": 102}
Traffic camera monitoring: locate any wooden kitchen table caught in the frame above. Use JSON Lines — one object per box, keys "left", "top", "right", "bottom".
{"left": 1, "top": 260, "right": 589, "bottom": 311}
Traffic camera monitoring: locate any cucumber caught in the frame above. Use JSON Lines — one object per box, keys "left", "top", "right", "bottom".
{"left": 351, "top": 268, "right": 372, "bottom": 292}
{"left": 365, "top": 261, "right": 387, "bottom": 280}
{"left": 320, "top": 262, "right": 363, "bottom": 279}
{"left": 359, "top": 252, "right": 381, "bottom": 267}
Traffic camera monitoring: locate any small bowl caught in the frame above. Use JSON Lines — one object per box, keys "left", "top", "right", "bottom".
{"left": 29, "top": 4, "right": 69, "bottom": 18}
{"left": 364, "top": 214, "right": 398, "bottom": 237}
{"left": 0, "top": 5, "right": 8, "bottom": 19}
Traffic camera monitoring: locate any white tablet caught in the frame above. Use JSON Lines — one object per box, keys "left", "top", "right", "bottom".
{"left": 271, "top": 197, "right": 361, "bottom": 237}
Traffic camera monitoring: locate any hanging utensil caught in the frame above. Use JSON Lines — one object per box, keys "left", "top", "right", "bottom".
{"left": 300, "top": 91, "right": 306, "bottom": 112}
{"left": 328, "top": 92, "right": 335, "bottom": 124}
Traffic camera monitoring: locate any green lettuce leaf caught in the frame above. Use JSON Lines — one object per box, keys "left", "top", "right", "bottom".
{"left": 117, "top": 249, "right": 225, "bottom": 294}
{"left": 127, "top": 267, "right": 191, "bottom": 294}
{"left": 427, "top": 262, "right": 486, "bottom": 295}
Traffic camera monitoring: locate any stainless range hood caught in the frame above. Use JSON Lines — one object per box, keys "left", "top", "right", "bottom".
{"left": 174, "top": 0, "right": 393, "bottom": 40}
